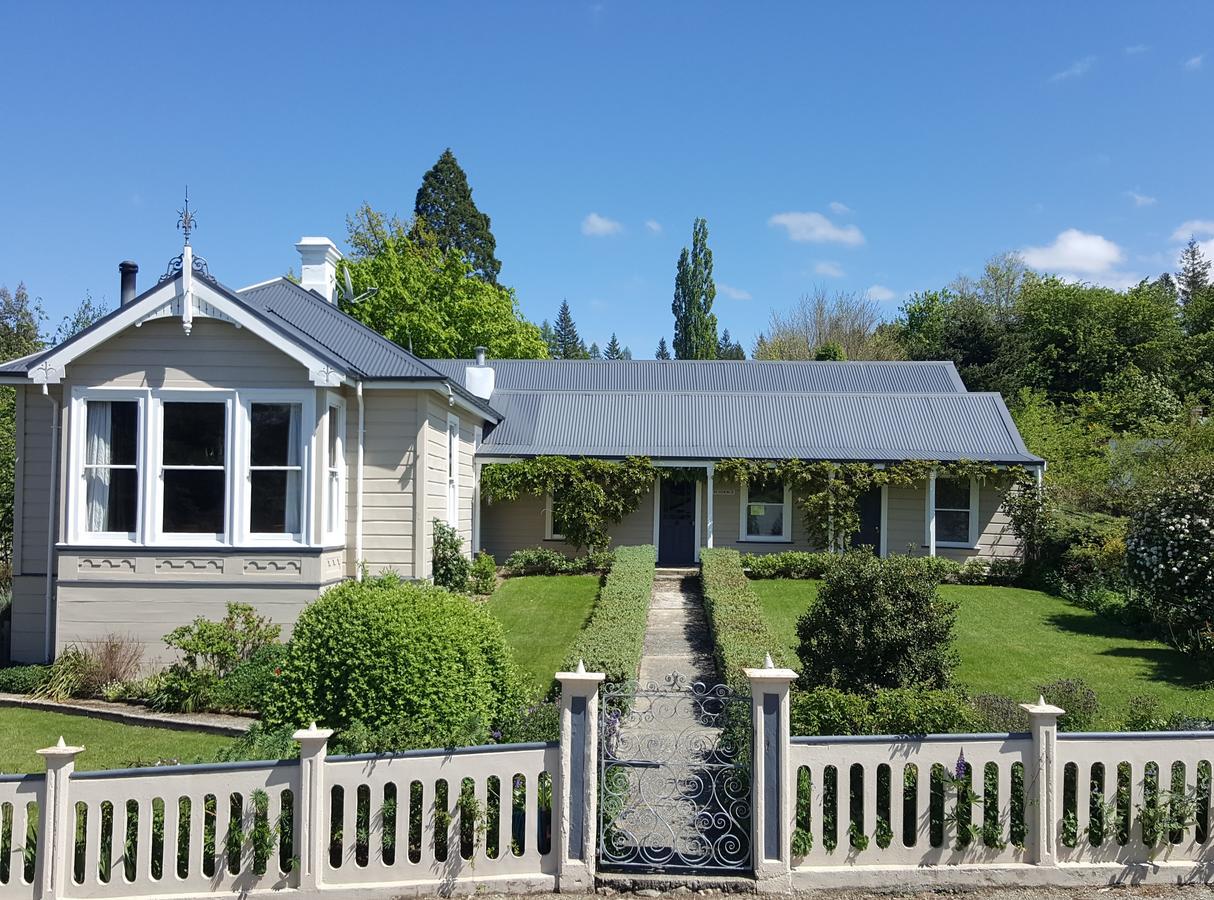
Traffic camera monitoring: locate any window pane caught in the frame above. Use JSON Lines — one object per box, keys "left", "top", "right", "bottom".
{"left": 163, "top": 470, "right": 225, "bottom": 533}
{"left": 86, "top": 401, "right": 138, "bottom": 466}
{"left": 747, "top": 504, "right": 784, "bottom": 537}
{"left": 163, "top": 403, "right": 225, "bottom": 466}
{"left": 252, "top": 471, "right": 301, "bottom": 534}
{"left": 251, "top": 403, "right": 300, "bottom": 467}
{"left": 327, "top": 406, "right": 340, "bottom": 464}
{"left": 936, "top": 477, "right": 969, "bottom": 510}
{"left": 85, "top": 468, "right": 137, "bottom": 533}
{"left": 937, "top": 510, "right": 970, "bottom": 543}
{"left": 749, "top": 481, "right": 784, "bottom": 504}
{"left": 552, "top": 491, "right": 573, "bottom": 537}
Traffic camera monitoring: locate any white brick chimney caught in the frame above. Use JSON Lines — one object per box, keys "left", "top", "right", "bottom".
{"left": 465, "top": 346, "right": 495, "bottom": 400}
{"left": 296, "top": 237, "right": 342, "bottom": 303}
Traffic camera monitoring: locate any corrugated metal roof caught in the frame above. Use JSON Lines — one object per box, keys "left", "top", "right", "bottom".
{"left": 426, "top": 358, "right": 967, "bottom": 395}
{"left": 238, "top": 279, "right": 441, "bottom": 380}
{"left": 479, "top": 390, "right": 1041, "bottom": 463}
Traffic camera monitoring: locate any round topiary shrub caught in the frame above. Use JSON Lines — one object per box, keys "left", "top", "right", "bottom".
{"left": 1126, "top": 464, "right": 1214, "bottom": 653}
{"left": 264, "top": 574, "right": 524, "bottom": 749}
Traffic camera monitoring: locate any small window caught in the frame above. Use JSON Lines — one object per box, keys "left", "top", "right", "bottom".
{"left": 325, "top": 403, "right": 344, "bottom": 538}
{"left": 743, "top": 480, "right": 790, "bottom": 541}
{"left": 83, "top": 400, "right": 139, "bottom": 534}
{"left": 161, "top": 401, "right": 227, "bottom": 535}
{"left": 934, "top": 477, "right": 974, "bottom": 546}
{"left": 249, "top": 402, "right": 303, "bottom": 535}
{"left": 446, "top": 417, "right": 460, "bottom": 526}
{"left": 546, "top": 489, "right": 573, "bottom": 541}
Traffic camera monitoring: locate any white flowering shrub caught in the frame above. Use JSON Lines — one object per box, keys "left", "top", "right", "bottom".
{"left": 1126, "top": 466, "right": 1214, "bottom": 653}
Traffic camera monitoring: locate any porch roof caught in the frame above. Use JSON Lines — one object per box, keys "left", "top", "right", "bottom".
{"left": 477, "top": 389, "right": 1042, "bottom": 465}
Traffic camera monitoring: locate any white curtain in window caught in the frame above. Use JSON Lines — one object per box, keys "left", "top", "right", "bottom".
{"left": 85, "top": 401, "right": 112, "bottom": 532}
{"left": 285, "top": 404, "right": 301, "bottom": 534}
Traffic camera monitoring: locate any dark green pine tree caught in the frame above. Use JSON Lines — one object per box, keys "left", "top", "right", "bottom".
{"left": 814, "top": 340, "right": 846, "bottom": 360}
{"left": 539, "top": 319, "right": 559, "bottom": 357}
{"left": 655, "top": 337, "right": 672, "bottom": 360}
{"left": 1176, "top": 237, "right": 1212, "bottom": 306}
{"left": 620, "top": 345, "right": 633, "bottom": 360}
{"left": 588, "top": 341, "right": 602, "bottom": 359}
{"left": 671, "top": 218, "right": 719, "bottom": 359}
{"left": 552, "top": 300, "right": 588, "bottom": 359}
{"left": 604, "top": 333, "right": 626, "bottom": 359}
{"left": 717, "top": 328, "right": 745, "bottom": 360}
{"left": 413, "top": 148, "right": 502, "bottom": 283}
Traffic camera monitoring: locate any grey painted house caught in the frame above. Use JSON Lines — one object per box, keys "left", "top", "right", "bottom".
{"left": 1, "top": 237, "right": 1042, "bottom": 663}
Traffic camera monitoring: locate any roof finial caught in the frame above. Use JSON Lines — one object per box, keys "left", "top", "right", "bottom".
{"left": 177, "top": 186, "right": 196, "bottom": 245}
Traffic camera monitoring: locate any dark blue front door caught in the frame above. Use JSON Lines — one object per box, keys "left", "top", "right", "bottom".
{"left": 658, "top": 479, "right": 696, "bottom": 566}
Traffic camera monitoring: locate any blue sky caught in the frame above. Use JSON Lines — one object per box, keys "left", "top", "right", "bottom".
{"left": 1, "top": 2, "right": 1211, "bottom": 357}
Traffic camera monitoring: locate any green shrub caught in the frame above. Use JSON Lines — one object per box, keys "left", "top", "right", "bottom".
{"left": 1038, "top": 677, "right": 1099, "bottom": 732}
{"left": 797, "top": 550, "right": 958, "bottom": 692}
{"left": 503, "top": 547, "right": 614, "bottom": 577}
{"left": 210, "top": 644, "right": 289, "bottom": 713}
{"left": 701, "top": 548, "right": 790, "bottom": 692}
{"left": 217, "top": 722, "right": 300, "bottom": 763}
{"left": 969, "top": 694, "right": 1030, "bottom": 732}
{"left": 265, "top": 574, "right": 525, "bottom": 749}
{"left": 498, "top": 700, "right": 561, "bottom": 743}
{"left": 741, "top": 551, "right": 836, "bottom": 580}
{"left": 468, "top": 551, "right": 497, "bottom": 595}
{"left": 432, "top": 519, "right": 471, "bottom": 592}
{"left": 0, "top": 664, "right": 50, "bottom": 694}
{"left": 563, "top": 545, "right": 655, "bottom": 685}
{"left": 791, "top": 687, "right": 977, "bottom": 736}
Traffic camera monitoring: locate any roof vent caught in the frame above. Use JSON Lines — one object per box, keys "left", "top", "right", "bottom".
{"left": 465, "top": 347, "right": 494, "bottom": 401}
{"left": 296, "top": 237, "right": 342, "bottom": 303}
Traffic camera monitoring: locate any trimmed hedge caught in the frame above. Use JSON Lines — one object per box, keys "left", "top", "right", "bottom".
{"left": 742, "top": 551, "right": 835, "bottom": 580}
{"left": 700, "top": 548, "right": 791, "bottom": 692}
{"left": 504, "top": 547, "right": 614, "bottom": 577}
{"left": 562, "top": 545, "right": 655, "bottom": 685}
{"left": 791, "top": 686, "right": 978, "bottom": 736}
{"left": 743, "top": 549, "right": 1017, "bottom": 585}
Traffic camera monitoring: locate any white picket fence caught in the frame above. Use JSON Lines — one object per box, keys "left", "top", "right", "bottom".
{"left": 2, "top": 668, "right": 1214, "bottom": 898}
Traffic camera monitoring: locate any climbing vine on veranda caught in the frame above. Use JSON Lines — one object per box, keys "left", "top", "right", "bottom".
{"left": 479, "top": 456, "right": 656, "bottom": 550}
{"left": 714, "top": 458, "right": 1035, "bottom": 550}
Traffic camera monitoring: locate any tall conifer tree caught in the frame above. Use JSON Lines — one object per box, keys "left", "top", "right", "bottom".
{"left": 671, "top": 218, "right": 719, "bottom": 359}
{"left": 413, "top": 148, "right": 502, "bottom": 283}
{"left": 655, "top": 337, "right": 672, "bottom": 360}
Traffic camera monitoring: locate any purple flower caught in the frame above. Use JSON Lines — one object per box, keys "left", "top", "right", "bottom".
{"left": 954, "top": 750, "right": 967, "bottom": 780}
{"left": 491, "top": 729, "right": 502, "bottom": 741}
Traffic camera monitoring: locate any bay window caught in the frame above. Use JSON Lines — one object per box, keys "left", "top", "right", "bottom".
{"left": 83, "top": 399, "right": 140, "bottom": 536}
{"left": 932, "top": 476, "right": 977, "bottom": 547}
{"left": 70, "top": 388, "right": 317, "bottom": 547}
{"left": 741, "top": 480, "right": 791, "bottom": 542}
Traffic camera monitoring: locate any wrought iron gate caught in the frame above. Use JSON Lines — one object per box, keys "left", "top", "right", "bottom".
{"left": 598, "top": 672, "right": 752, "bottom": 874}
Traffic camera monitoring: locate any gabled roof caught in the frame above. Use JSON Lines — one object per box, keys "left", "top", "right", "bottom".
{"left": 479, "top": 390, "right": 1041, "bottom": 464}
{"left": 427, "top": 358, "right": 968, "bottom": 396}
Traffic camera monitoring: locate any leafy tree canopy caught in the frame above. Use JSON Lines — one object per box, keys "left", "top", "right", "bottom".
{"left": 672, "top": 218, "right": 719, "bottom": 358}
{"left": 340, "top": 205, "right": 547, "bottom": 359}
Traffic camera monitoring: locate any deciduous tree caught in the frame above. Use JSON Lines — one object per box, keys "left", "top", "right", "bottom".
{"left": 672, "top": 218, "right": 719, "bottom": 359}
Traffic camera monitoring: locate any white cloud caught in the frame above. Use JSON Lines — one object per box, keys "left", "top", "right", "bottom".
{"left": 1171, "top": 220, "right": 1214, "bottom": 241}
{"left": 1184, "top": 54, "right": 1204, "bottom": 71}
{"left": 1049, "top": 56, "right": 1095, "bottom": 82}
{"left": 581, "top": 212, "right": 623, "bottom": 237}
{"left": 867, "top": 285, "right": 896, "bottom": 301}
{"left": 814, "top": 261, "right": 845, "bottom": 278}
{"left": 717, "top": 283, "right": 752, "bottom": 301}
{"left": 1127, "top": 190, "right": 1156, "bottom": 207}
{"left": 768, "top": 211, "right": 865, "bottom": 246}
{"left": 1020, "top": 229, "right": 1124, "bottom": 274}
{"left": 1124, "top": 44, "right": 1149, "bottom": 55}
{"left": 828, "top": 201, "right": 851, "bottom": 215}
{"left": 644, "top": 219, "right": 662, "bottom": 234}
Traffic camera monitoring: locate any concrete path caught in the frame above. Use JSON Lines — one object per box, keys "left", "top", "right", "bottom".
{"left": 636, "top": 568, "right": 718, "bottom": 689}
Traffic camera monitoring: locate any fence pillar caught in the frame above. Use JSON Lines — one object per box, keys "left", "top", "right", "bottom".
{"left": 1020, "top": 696, "right": 1064, "bottom": 866}
{"left": 37, "top": 737, "right": 84, "bottom": 900}
{"left": 745, "top": 654, "right": 798, "bottom": 892}
{"left": 294, "top": 723, "right": 335, "bottom": 892}
{"left": 555, "top": 660, "right": 605, "bottom": 892}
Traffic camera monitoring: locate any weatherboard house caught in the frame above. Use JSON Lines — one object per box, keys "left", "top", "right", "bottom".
{"left": 0, "top": 236, "right": 1043, "bottom": 663}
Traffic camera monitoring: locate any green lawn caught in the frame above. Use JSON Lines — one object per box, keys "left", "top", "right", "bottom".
{"left": 486, "top": 574, "right": 600, "bottom": 698}
{"left": 752, "top": 578, "right": 1214, "bottom": 729}
{"left": 0, "top": 708, "right": 235, "bottom": 774}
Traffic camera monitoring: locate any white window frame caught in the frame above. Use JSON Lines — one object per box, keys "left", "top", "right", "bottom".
{"left": 323, "top": 393, "right": 346, "bottom": 544}
{"left": 739, "top": 480, "right": 792, "bottom": 543}
{"left": 446, "top": 413, "right": 460, "bottom": 527}
{"left": 238, "top": 390, "right": 315, "bottom": 546}
{"left": 929, "top": 475, "right": 979, "bottom": 549}
{"left": 66, "top": 386, "right": 317, "bottom": 549}
{"left": 544, "top": 491, "right": 566, "bottom": 541}
{"left": 68, "top": 388, "right": 149, "bottom": 546}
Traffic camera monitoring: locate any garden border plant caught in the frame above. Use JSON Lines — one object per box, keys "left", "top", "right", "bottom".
{"left": 561, "top": 545, "right": 655, "bottom": 686}
{"left": 699, "top": 548, "right": 791, "bottom": 693}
